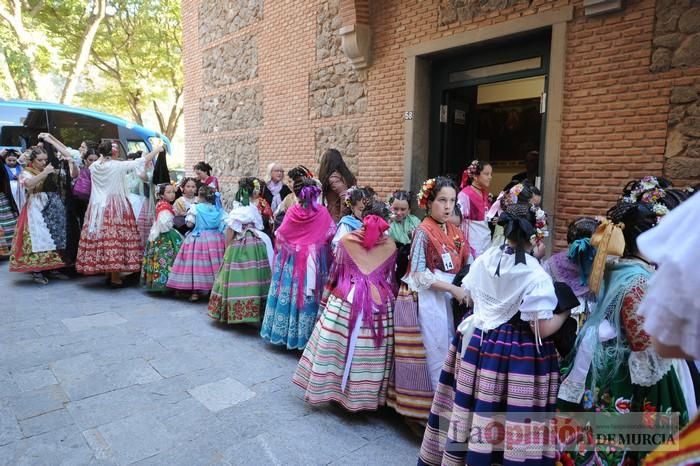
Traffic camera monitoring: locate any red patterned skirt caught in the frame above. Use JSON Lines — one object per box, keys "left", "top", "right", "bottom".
{"left": 76, "top": 199, "right": 143, "bottom": 274}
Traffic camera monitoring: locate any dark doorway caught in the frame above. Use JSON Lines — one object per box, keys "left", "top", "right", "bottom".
{"left": 429, "top": 29, "right": 551, "bottom": 194}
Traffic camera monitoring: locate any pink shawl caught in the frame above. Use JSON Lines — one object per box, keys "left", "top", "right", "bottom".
{"left": 459, "top": 185, "right": 490, "bottom": 221}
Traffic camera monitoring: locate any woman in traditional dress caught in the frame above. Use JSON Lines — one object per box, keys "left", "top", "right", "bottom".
{"left": 387, "top": 177, "right": 469, "bottom": 420}
{"left": 260, "top": 176, "right": 335, "bottom": 350}
{"left": 76, "top": 141, "right": 162, "bottom": 287}
{"left": 166, "top": 185, "right": 226, "bottom": 302}
{"left": 332, "top": 186, "right": 371, "bottom": 250}
{"left": 639, "top": 188, "right": 700, "bottom": 466}
{"left": 388, "top": 190, "right": 421, "bottom": 287}
{"left": 0, "top": 152, "right": 19, "bottom": 257}
{"left": 193, "top": 161, "right": 219, "bottom": 192}
{"left": 3, "top": 149, "right": 25, "bottom": 212}
{"left": 71, "top": 148, "right": 99, "bottom": 231}
{"left": 458, "top": 160, "right": 492, "bottom": 260}
{"left": 418, "top": 182, "right": 567, "bottom": 466}
{"left": 272, "top": 165, "right": 314, "bottom": 230}
{"left": 557, "top": 177, "right": 693, "bottom": 466}
{"left": 141, "top": 183, "right": 183, "bottom": 291}
{"left": 9, "top": 143, "right": 78, "bottom": 283}
{"left": 208, "top": 177, "right": 273, "bottom": 325}
{"left": 264, "top": 162, "right": 291, "bottom": 217}
{"left": 173, "top": 177, "right": 198, "bottom": 235}
{"left": 318, "top": 149, "right": 356, "bottom": 223}
{"left": 294, "top": 200, "right": 397, "bottom": 411}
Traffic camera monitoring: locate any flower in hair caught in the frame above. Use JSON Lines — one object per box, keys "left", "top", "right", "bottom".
{"left": 652, "top": 203, "right": 669, "bottom": 218}
{"left": 641, "top": 188, "right": 665, "bottom": 204}
{"left": 252, "top": 178, "right": 261, "bottom": 194}
{"left": 344, "top": 186, "right": 358, "bottom": 208}
{"left": 417, "top": 178, "right": 436, "bottom": 209}
{"left": 467, "top": 160, "right": 480, "bottom": 178}
{"left": 508, "top": 183, "right": 524, "bottom": 205}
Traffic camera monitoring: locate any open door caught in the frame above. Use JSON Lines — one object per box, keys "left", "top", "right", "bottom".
{"left": 441, "top": 86, "right": 478, "bottom": 179}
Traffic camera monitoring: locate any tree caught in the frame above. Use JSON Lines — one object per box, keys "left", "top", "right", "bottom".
{"left": 0, "top": 0, "right": 107, "bottom": 103}
{"left": 78, "top": 0, "right": 183, "bottom": 140}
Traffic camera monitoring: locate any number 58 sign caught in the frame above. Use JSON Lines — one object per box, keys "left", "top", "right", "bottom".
{"left": 404, "top": 111, "right": 414, "bottom": 120}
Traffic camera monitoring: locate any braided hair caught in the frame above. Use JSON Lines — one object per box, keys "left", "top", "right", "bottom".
{"left": 198, "top": 185, "right": 216, "bottom": 204}
{"left": 566, "top": 217, "right": 599, "bottom": 244}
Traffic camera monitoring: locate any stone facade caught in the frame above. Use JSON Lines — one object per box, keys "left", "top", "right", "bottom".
{"left": 315, "top": 125, "right": 360, "bottom": 174}
{"left": 651, "top": 0, "right": 700, "bottom": 72}
{"left": 202, "top": 36, "right": 258, "bottom": 89}
{"left": 204, "top": 135, "right": 259, "bottom": 209}
{"left": 438, "top": 0, "right": 533, "bottom": 25}
{"left": 199, "top": 87, "right": 263, "bottom": 133}
{"left": 665, "top": 83, "right": 700, "bottom": 181}
{"left": 309, "top": 63, "right": 367, "bottom": 119}
{"left": 316, "top": 0, "right": 342, "bottom": 61}
{"left": 198, "top": 0, "right": 263, "bottom": 45}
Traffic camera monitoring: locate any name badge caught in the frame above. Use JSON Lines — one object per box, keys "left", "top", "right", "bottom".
{"left": 441, "top": 252, "right": 454, "bottom": 272}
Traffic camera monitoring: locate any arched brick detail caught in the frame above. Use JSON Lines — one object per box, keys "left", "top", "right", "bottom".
{"left": 339, "top": 0, "right": 371, "bottom": 69}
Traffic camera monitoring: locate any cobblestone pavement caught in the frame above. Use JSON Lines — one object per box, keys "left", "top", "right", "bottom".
{"left": 0, "top": 265, "right": 420, "bottom": 465}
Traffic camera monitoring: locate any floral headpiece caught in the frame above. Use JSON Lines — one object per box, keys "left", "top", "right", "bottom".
{"left": 531, "top": 205, "right": 547, "bottom": 244}
{"left": 252, "top": 178, "right": 261, "bottom": 195}
{"left": 621, "top": 176, "right": 669, "bottom": 224}
{"left": 505, "top": 183, "right": 524, "bottom": 206}
{"left": 344, "top": 186, "right": 358, "bottom": 208}
{"left": 417, "top": 178, "right": 436, "bottom": 209}
{"left": 467, "top": 160, "right": 480, "bottom": 179}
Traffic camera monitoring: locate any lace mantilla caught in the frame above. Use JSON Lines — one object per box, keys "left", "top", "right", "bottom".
{"left": 628, "top": 347, "right": 673, "bottom": 387}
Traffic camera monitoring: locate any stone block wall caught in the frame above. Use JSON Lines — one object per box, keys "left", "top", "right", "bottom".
{"left": 202, "top": 36, "right": 258, "bottom": 88}
{"left": 651, "top": 0, "right": 700, "bottom": 72}
{"left": 664, "top": 83, "right": 700, "bottom": 183}
{"left": 199, "top": 87, "right": 263, "bottom": 133}
{"left": 309, "top": 64, "right": 367, "bottom": 119}
{"left": 198, "top": 0, "right": 263, "bottom": 45}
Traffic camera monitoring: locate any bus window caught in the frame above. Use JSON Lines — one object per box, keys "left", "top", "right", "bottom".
{"left": 127, "top": 140, "right": 149, "bottom": 155}
{"left": 0, "top": 107, "right": 48, "bottom": 149}
{"left": 48, "top": 110, "right": 118, "bottom": 150}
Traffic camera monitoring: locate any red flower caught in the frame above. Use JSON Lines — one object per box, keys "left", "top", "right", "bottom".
{"left": 643, "top": 401, "right": 657, "bottom": 427}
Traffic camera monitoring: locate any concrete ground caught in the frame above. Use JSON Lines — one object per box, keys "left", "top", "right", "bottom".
{"left": 0, "top": 265, "right": 421, "bottom": 465}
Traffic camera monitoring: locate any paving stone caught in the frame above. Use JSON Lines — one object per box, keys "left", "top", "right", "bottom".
{"left": 61, "top": 312, "right": 128, "bottom": 333}
{"left": 0, "top": 370, "right": 20, "bottom": 399}
{"left": 6, "top": 385, "right": 68, "bottom": 421}
{"left": 12, "top": 368, "right": 58, "bottom": 393}
{"left": 66, "top": 385, "right": 155, "bottom": 430}
{"left": 96, "top": 413, "right": 173, "bottom": 465}
{"left": 0, "top": 408, "right": 22, "bottom": 447}
{"left": 0, "top": 426, "right": 93, "bottom": 466}
{"left": 82, "top": 428, "right": 117, "bottom": 463}
{"left": 155, "top": 398, "right": 228, "bottom": 444}
{"left": 148, "top": 350, "right": 214, "bottom": 378}
{"left": 18, "top": 408, "right": 75, "bottom": 438}
{"left": 188, "top": 377, "right": 256, "bottom": 412}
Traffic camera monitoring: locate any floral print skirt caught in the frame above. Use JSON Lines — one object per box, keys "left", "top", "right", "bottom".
{"left": 141, "top": 230, "right": 183, "bottom": 291}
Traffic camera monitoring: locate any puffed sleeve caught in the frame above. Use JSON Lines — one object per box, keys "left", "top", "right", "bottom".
{"left": 457, "top": 190, "right": 470, "bottom": 218}
{"left": 402, "top": 229, "right": 439, "bottom": 291}
{"left": 185, "top": 205, "right": 197, "bottom": 225}
{"left": 519, "top": 274, "right": 557, "bottom": 322}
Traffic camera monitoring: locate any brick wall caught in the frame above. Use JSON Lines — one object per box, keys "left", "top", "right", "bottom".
{"left": 182, "top": 0, "right": 700, "bottom": 247}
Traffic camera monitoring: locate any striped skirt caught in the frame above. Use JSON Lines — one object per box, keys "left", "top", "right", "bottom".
{"left": 207, "top": 233, "right": 272, "bottom": 324}
{"left": 292, "top": 293, "right": 394, "bottom": 412}
{"left": 418, "top": 319, "right": 560, "bottom": 466}
{"left": 0, "top": 194, "right": 17, "bottom": 255}
{"left": 166, "top": 229, "right": 225, "bottom": 292}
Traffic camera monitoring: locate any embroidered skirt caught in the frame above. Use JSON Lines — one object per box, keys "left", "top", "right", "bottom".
{"left": 166, "top": 230, "right": 225, "bottom": 292}
{"left": 140, "top": 230, "right": 183, "bottom": 291}
{"left": 76, "top": 200, "right": 143, "bottom": 274}
{"left": 207, "top": 232, "right": 271, "bottom": 324}
{"left": 418, "top": 320, "right": 560, "bottom": 466}
{"left": 0, "top": 193, "right": 17, "bottom": 255}
{"left": 259, "top": 252, "right": 329, "bottom": 350}
{"left": 293, "top": 293, "right": 394, "bottom": 412}
{"left": 9, "top": 197, "right": 66, "bottom": 272}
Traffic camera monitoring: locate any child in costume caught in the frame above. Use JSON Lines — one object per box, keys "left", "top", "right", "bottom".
{"left": 167, "top": 185, "right": 226, "bottom": 302}
{"left": 260, "top": 176, "right": 335, "bottom": 350}
{"left": 141, "top": 183, "right": 183, "bottom": 291}
{"left": 387, "top": 190, "right": 421, "bottom": 287}
{"left": 294, "top": 199, "right": 397, "bottom": 411}
{"left": 208, "top": 177, "right": 273, "bottom": 325}
{"left": 332, "top": 186, "right": 372, "bottom": 251}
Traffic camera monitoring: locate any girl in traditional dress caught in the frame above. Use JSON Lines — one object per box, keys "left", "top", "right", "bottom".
{"left": 3, "top": 149, "right": 25, "bottom": 212}
{"left": 318, "top": 149, "right": 356, "bottom": 223}
{"left": 273, "top": 165, "right": 314, "bottom": 230}
{"left": 9, "top": 144, "right": 78, "bottom": 284}
{"left": 208, "top": 177, "right": 273, "bottom": 325}
{"left": 173, "top": 177, "right": 198, "bottom": 235}
{"left": 418, "top": 182, "right": 567, "bottom": 466}
{"left": 193, "top": 161, "right": 219, "bottom": 192}
{"left": 557, "top": 177, "right": 692, "bottom": 466}
{"left": 294, "top": 200, "right": 397, "bottom": 411}
{"left": 0, "top": 153, "right": 19, "bottom": 257}
{"left": 141, "top": 183, "right": 183, "bottom": 292}
{"left": 71, "top": 149, "right": 99, "bottom": 231}
{"left": 260, "top": 176, "right": 335, "bottom": 350}
{"left": 167, "top": 185, "right": 226, "bottom": 302}
{"left": 253, "top": 177, "right": 274, "bottom": 239}
{"left": 458, "top": 160, "right": 492, "bottom": 260}
{"left": 264, "top": 162, "right": 291, "bottom": 217}
{"left": 76, "top": 141, "right": 162, "bottom": 287}
{"left": 638, "top": 188, "right": 700, "bottom": 466}
{"left": 332, "top": 186, "right": 371, "bottom": 250}
{"left": 388, "top": 177, "right": 469, "bottom": 420}
{"left": 543, "top": 217, "right": 599, "bottom": 331}
{"left": 388, "top": 190, "right": 421, "bottom": 287}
